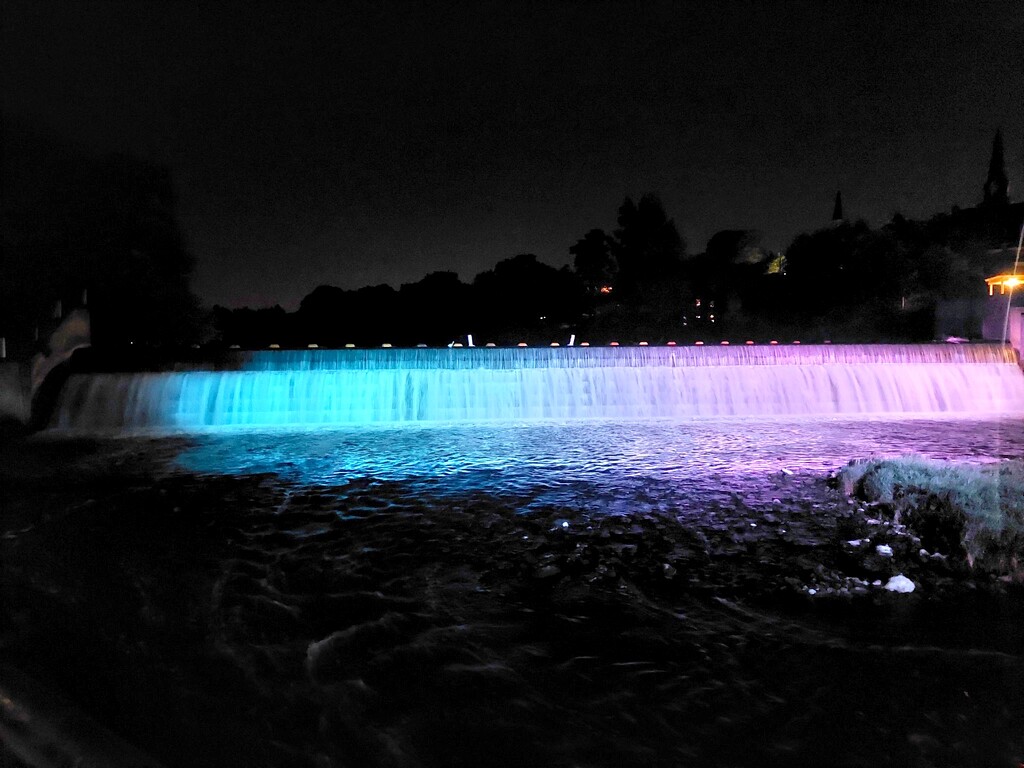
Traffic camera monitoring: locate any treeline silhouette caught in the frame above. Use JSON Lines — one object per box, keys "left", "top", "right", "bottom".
{"left": 215, "top": 192, "right": 1020, "bottom": 347}
{"left": 5, "top": 116, "right": 1021, "bottom": 354}
{"left": 215, "top": 257, "right": 586, "bottom": 348}
{"left": 1, "top": 116, "right": 201, "bottom": 359}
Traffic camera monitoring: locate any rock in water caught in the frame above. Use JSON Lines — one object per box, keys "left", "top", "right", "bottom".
{"left": 883, "top": 574, "right": 915, "bottom": 593}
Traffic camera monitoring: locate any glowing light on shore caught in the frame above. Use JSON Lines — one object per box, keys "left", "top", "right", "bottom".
{"left": 986, "top": 273, "right": 1022, "bottom": 295}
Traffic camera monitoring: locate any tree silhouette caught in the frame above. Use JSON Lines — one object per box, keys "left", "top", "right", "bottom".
{"left": 472, "top": 254, "right": 584, "bottom": 341}
{"left": 610, "top": 194, "right": 684, "bottom": 297}
{"left": 1, "top": 118, "right": 201, "bottom": 352}
{"left": 569, "top": 229, "right": 616, "bottom": 294}
{"left": 783, "top": 220, "right": 880, "bottom": 313}
{"left": 398, "top": 271, "right": 472, "bottom": 344}
{"left": 82, "top": 154, "right": 200, "bottom": 347}
{"left": 295, "top": 283, "right": 402, "bottom": 346}
{"left": 689, "top": 230, "right": 771, "bottom": 317}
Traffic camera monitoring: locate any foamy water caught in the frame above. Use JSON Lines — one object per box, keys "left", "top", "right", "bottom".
{"left": 48, "top": 344, "right": 1024, "bottom": 430}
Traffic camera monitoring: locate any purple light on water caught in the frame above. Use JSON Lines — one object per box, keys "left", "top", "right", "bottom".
{"left": 47, "top": 344, "right": 1024, "bottom": 432}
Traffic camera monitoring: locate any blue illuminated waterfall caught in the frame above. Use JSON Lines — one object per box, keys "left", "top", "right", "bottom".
{"left": 50, "top": 344, "right": 1024, "bottom": 431}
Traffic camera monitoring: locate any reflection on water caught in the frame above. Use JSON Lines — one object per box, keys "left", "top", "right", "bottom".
{"left": 4, "top": 416, "right": 1024, "bottom": 768}
{"left": 175, "top": 416, "right": 1024, "bottom": 500}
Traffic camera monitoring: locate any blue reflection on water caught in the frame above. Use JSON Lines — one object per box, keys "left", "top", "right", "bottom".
{"left": 173, "top": 417, "right": 1024, "bottom": 508}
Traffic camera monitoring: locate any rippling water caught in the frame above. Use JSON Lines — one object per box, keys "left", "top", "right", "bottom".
{"left": 173, "top": 416, "right": 1024, "bottom": 501}
{"left": 3, "top": 417, "right": 1024, "bottom": 768}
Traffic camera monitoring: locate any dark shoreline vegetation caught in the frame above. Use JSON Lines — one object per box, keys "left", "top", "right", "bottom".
{"left": 838, "top": 457, "right": 1024, "bottom": 581}
{"left": 4, "top": 118, "right": 1022, "bottom": 360}
{"left": 2, "top": 436, "right": 1023, "bottom": 767}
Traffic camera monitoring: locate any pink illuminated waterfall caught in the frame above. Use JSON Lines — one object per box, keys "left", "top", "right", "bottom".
{"left": 50, "top": 344, "right": 1024, "bottom": 431}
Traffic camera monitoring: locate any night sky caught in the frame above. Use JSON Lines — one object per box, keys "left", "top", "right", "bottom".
{"left": 3, "top": 1, "right": 1021, "bottom": 310}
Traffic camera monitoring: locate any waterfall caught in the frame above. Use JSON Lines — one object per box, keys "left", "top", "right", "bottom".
{"left": 50, "top": 344, "right": 1024, "bottom": 431}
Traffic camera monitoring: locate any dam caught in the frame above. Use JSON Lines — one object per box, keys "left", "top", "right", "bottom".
{"left": 8, "top": 342, "right": 1024, "bottom": 768}
{"left": 48, "top": 343, "right": 1024, "bottom": 431}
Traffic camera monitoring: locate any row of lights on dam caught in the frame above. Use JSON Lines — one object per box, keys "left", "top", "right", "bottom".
{"left": 235, "top": 340, "right": 826, "bottom": 349}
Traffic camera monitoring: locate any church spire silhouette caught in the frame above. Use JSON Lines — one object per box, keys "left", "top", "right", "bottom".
{"left": 983, "top": 128, "right": 1008, "bottom": 206}
{"left": 832, "top": 191, "right": 844, "bottom": 222}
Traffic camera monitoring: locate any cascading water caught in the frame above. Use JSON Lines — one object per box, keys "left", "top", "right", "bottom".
{"left": 50, "top": 344, "right": 1024, "bottom": 431}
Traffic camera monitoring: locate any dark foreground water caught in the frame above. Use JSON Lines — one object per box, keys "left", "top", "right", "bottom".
{"left": 2, "top": 418, "right": 1024, "bottom": 767}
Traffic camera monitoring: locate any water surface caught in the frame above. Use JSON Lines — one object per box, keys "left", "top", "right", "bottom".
{"left": 3, "top": 416, "right": 1024, "bottom": 768}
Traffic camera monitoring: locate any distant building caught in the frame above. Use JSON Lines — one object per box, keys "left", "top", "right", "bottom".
{"left": 931, "top": 130, "right": 1023, "bottom": 340}
{"left": 831, "top": 191, "right": 844, "bottom": 224}
{"left": 983, "top": 128, "right": 1009, "bottom": 207}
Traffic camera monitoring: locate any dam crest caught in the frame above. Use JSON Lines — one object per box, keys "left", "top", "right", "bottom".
{"left": 50, "top": 344, "right": 1024, "bottom": 430}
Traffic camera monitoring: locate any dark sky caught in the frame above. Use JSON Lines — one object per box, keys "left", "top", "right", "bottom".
{"left": 3, "top": 1, "right": 1022, "bottom": 309}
